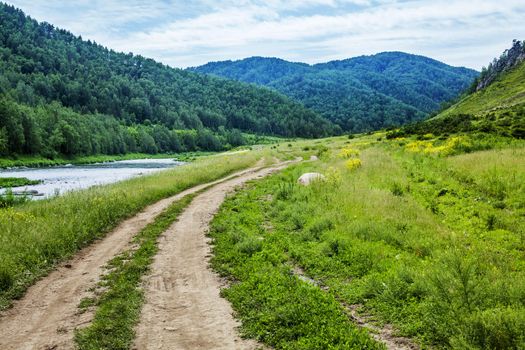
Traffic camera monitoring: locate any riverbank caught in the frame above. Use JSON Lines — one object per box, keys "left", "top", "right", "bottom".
{"left": 0, "top": 150, "right": 264, "bottom": 310}
{"left": 0, "top": 151, "right": 213, "bottom": 169}
{"left": 0, "top": 177, "right": 41, "bottom": 188}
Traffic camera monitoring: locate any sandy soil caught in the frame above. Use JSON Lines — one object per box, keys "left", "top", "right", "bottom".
{"left": 0, "top": 164, "right": 266, "bottom": 350}
{"left": 133, "top": 163, "right": 292, "bottom": 350}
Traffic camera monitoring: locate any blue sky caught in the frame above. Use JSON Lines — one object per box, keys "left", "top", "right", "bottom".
{"left": 5, "top": 0, "right": 525, "bottom": 69}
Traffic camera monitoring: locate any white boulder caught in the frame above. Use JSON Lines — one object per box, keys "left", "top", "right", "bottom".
{"left": 297, "top": 172, "right": 326, "bottom": 186}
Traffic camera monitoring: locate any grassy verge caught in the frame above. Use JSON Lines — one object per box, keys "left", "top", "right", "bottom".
{"left": 209, "top": 170, "right": 383, "bottom": 349}
{"left": 0, "top": 177, "right": 41, "bottom": 188}
{"left": 210, "top": 134, "right": 525, "bottom": 349}
{"left": 75, "top": 193, "right": 196, "bottom": 350}
{"left": 0, "top": 151, "right": 212, "bottom": 169}
{"left": 0, "top": 151, "right": 261, "bottom": 310}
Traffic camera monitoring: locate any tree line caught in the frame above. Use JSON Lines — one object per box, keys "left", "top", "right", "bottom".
{"left": 0, "top": 96, "right": 259, "bottom": 157}
{"left": 0, "top": 3, "right": 338, "bottom": 158}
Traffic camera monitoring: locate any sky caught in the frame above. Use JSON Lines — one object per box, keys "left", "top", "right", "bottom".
{"left": 5, "top": 0, "right": 525, "bottom": 70}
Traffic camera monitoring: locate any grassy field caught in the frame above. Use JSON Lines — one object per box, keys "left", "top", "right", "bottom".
{"left": 209, "top": 134, "right": 525, "bottom": 349}
{"left": 2, "top": 132, "right": 524, "bottom": 349}
{"left": 0, "top": 150, "right": 263, "bottom": 310}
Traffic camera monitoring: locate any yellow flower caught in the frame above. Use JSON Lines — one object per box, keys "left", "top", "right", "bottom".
{"left": 405, "top": 136, "right": 471, "bottom": 156}
{"left": 345, "top": 158, "right": 362, "bottom": 170}
{"left": 339, "top": 147, "right": 360, "bottom": 158}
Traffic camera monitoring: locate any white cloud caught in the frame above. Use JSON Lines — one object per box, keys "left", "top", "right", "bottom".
{"left": 5, "top": 0, "right": 525, "bottom": 69}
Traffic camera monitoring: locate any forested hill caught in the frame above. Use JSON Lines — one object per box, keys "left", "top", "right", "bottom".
{"left": 191, "top": 54, "right": 478, "bottom": 132}
{"left": 0, "top": 4, "right": 337, "bottom": 159}
{"left": 390, "top": 41, "right": 525, "bottom": 139}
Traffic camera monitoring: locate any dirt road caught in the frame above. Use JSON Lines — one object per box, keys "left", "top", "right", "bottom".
{"left": 133, "top": 163, "right": 291, "bottom": 350}
{"left": 0, "top": 164, "right": 269, "bottom": 350}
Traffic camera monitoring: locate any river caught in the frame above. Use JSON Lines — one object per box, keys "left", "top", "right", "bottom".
{"left": 0, "top": 158, "right": 184, "bottom": 199}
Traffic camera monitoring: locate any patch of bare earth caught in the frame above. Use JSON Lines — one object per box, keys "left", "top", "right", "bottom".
{"left": 133, "top": 162, "right": 294, "bottom": 350}
{"left": 0, "top": 165, "right": 265, "bottom": 350}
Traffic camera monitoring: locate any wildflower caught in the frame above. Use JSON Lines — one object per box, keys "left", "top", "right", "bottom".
{"left": 345, "top": 158, "right": 362, "bottom": 170}
{"left": 405, "top": 136, "right": 472, "bottom": 156}
{"left": 339, "top": 147, "right": 360, "bottom": 158}
{"left": 326, "top": 167, "right": 342, "bottom": 186}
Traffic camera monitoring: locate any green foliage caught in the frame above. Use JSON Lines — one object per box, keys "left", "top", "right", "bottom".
{"left": 0, "top": 151, "right": 209, "bottom": 169}
{"left": 192, "top": 54, "right": 478, "bottom": 132}
{"left": 400, "top": 42, "right": 525, "bottom": 139}
{"left": 0, "top": 189, "right": 29, "bottom": 207}
{"left": 210, "top": 136, "right": 525, "bottom": 349}
{"left": 0, "top": 177, "right": 40, "bottom": 188}
{"left": 0, "top": 3, "right": 337, "bottom": 160}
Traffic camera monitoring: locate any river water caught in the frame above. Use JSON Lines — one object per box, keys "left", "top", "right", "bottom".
{"left": 0, "top": 158, "right": 184, "bottom": 198}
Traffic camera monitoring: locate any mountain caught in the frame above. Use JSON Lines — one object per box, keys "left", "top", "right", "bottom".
{"left": 0, "top": 4, "right": 337, "bottom": 159}
{"left": 190, "top": 54, "right": 479, "bottom": 132}
{"left": 396, "top": 41, "right": 525, "bottom": 139}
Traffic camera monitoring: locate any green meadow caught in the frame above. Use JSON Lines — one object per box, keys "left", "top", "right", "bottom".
{"left": 209, "top": 134, "right": 525, "bottom": 349}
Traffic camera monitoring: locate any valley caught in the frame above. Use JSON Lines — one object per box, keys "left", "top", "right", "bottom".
{"left": 0, "top": 1, "right": 524, "bottom": 349}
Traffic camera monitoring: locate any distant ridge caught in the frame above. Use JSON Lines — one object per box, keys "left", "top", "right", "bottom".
{"left": 190, "top": 53, "right": 478, "bottom": 132}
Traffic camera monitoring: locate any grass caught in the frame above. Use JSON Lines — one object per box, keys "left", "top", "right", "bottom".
{"left": 441, "top": 60, "right": 525, "bottom": 118}
{"left": 75, "top": 193, "right": 196, "bottom": 350}
{"left": 0, "top": 150, "right": 262, "bottom": 310}
{"left": 209, "top": 134, "right": 525, "bottom": 349}
{"left": 3, "top": 132, "right": 524, "bottom": 349}
{"left": 0, "top": 177, "right": 42, "bottom": 208}
{"left": 418, "top": 61, "right": 525, "bottom": 139}
{"left": 0, "top": 177, "right": 41, "bottom": 188}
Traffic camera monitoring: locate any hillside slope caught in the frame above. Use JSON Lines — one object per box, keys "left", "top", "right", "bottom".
{"left": 400, "top": 41, "right": 525, "bottom": 138}
{"left": 191, "top": 53, "right": 478, "bottom": 132}
{"left": 0, "top": 3, "right": 337, "bottom": 159}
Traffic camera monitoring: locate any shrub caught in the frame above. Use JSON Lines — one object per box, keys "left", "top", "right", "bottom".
{"left": 391, "top": 182, "right": 405, "bottom": 196}
{"left": 276, "top": 182, "right": 295, "bottom": 200}
{"left": 452, "top": 307, "right": 525, "bottom": 349}
{"left": 237, "top": 237, "right": 263, "bottom": 256}
{"left": 308, "top": 218, "right": 335, "bottom": 239}
{"left": 0, "top": 267, "right": 12, "bottom": 292}
{"left": 339, "top": 147, "right": 360, "bottom": 159}
{"left": 345, "top": 158, "right": 362, "bottom": 170}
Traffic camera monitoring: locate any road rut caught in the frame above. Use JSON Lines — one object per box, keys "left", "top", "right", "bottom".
{"left": 0, "top": 164, "right": 267, "bottom": 350}
{"left": 134, "top": 162, "right": 292, "bottom": 350}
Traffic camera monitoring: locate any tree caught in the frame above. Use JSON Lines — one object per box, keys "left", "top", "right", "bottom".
{"left": 0, "top": 127, "right": 8, "bottom": 154}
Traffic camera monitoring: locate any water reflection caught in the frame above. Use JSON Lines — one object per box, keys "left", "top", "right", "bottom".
{"left": 0, "top": 158, "right": 184, "bottom": 198}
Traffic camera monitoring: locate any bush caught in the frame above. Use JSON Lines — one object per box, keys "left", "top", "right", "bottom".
{"left": 237, "top": 237, "right": 263, "bottom": 256}
{"left": 308, "top": 218, "right": 334, "bottom": 240}
{"left": 391, "top": 182, "right": 405, "bottom": 196}
{"left": 452, "top": 307, "right": 525, "bottom": 349}
{"left": 0, "top": 267, "right": 12, "bottom": 292}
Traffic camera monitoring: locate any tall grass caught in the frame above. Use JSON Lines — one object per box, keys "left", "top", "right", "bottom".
{"left": 210, "top": 135, "right": 525, "bottom": 349}
{"left": 0, "top": 151, "right": 260, "bottom": 310}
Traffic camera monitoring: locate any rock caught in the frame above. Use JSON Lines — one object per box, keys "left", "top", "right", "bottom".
{"left": 297, "top": 172, "right": 326, "bottom": 186}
